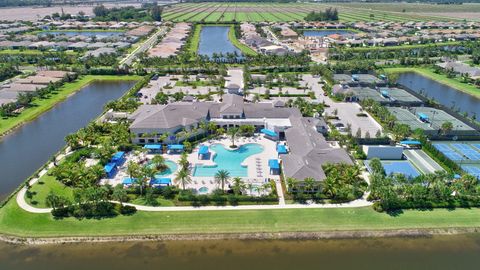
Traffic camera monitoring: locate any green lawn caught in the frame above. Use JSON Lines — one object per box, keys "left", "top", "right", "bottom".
{"left": 26, "top": 174, "right": 74, "bottom": 208}
{"left": 384, "top": 67, "right": 480, "bottom": 98}
{"left": 2, "top": 197, "right": 480, "bottom": 238}
{"left": 227, "top": 25, "right": 257, "bottom": 56}
{"left": 0, "top": 75, "right": 141, "bottom": 137}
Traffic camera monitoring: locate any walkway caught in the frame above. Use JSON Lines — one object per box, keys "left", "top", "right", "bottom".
{"left": 120, "top": 26, "right": 168, "bottom": 67}
{"left": 16, "top": 148, "right": 373, "bottom": 214}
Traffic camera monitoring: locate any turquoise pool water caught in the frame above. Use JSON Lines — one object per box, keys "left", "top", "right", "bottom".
{"left": 148, "top": 160, "right": 178, "bottom": 177}
{"left": 193, "top": 143, "right": 264, "bottom": 177}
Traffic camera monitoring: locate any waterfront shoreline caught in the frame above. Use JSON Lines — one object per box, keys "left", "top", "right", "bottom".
{"left": 1, "top": 227, "right": 479, "bottom": 245}
{"left": 0, "top": 75, "right": 141, "bottom": 140}
{"left": 384, "top": 67, "right": 480, "bottom": 98}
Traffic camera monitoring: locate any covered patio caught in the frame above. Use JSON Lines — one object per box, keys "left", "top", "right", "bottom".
{"left": 167, "top": 144, "right": 184, "bottom": 154}
{"left": 143, "top": 144, "right": 162, "bottom": 154}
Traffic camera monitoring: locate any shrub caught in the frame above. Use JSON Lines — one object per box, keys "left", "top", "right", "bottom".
{"left": 120, "top": 205, "right": 137, "bottom": 215}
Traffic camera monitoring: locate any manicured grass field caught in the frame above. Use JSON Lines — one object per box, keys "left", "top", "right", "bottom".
{"left": 0, "top": 75, "right": 141, "bottom": 137}
{"left": 2, "top": 197, "right": 480, "bottom": 237}
{"left": 27, "top": 174, "right": 74, "bottom": 208}
{"left": 384, "top": 67, "right": 480, "bottom": 98}
{"left": 161, "top": 2, "right": 458, "bottom": 23}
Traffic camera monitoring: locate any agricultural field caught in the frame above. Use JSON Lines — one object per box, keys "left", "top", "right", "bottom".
{"left": 161, "top": 2, "right": 463, "bottom": 23}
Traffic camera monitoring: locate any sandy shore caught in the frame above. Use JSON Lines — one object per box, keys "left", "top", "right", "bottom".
{"left": 1, "top": 227, "right": 480, "bottom": 245}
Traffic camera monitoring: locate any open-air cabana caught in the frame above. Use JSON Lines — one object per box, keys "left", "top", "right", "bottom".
{"left": 143, "top": 144, "right": 162, "bottom": 153}
{"left": 198, "top": 145, "right": 210, "bottom": 160}
{"left": 268, "top": 159, "right": 280, "bottom": 175}
{"left": 150, "top": 177, "right": 172, "bottom": 187}
{"left": 261, "top": 128, "right": 279, "bottom": 141}
{"left": 104, "top": 162, "right": 117, "bottom": 178}
{"left": 276, "top": 144, "right": 288, "bottom": 155}
{"left": 168, "top": 144, "right": 184, "bottom": 154}
{"left": 111, "top": 151, "right": 125, "bottom": 166}
{"left": 122, "top": 177, "right": 135, "bottom": 187}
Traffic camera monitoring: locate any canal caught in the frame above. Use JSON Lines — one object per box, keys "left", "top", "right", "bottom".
{"left": 1, "top": 235, "right": 480, "bottom": 270}
{"left": 397, "top": 72, "right": 480, "bottom": 118}
{"left": 0, "top": 80, "right": 136, "bottom": 200}
{"left": 198, "top": 25, "right": 242, "bottom": 58}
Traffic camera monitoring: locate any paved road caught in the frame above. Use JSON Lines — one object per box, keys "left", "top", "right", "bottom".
{"left": 120, "top": 26, "right": 168, "bottom": 67}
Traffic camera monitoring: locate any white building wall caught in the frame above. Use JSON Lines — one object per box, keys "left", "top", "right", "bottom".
{"left": 363, "top": 145, "right": 403, "bottom": 160}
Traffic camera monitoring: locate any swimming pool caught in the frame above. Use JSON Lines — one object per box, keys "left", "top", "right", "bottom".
{"left": 193, "top": 143, "right": 264, "bottom": 177}
{"left": 148, "top": 160, "right": 178, "bottom": 177}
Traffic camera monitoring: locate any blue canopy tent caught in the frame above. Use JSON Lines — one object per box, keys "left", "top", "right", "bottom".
{"left": 168, "top": 144, "right": 184, "bottom": 154}
{"left": 380, "top": 90, "right": 389, "bottom": 98}
{"left": 150, "top": 177, "right": 172, "bottom": 187}
{"left": 122, "top": 177, "right": 135, "bottom": 186}
{"left": 104, "top": 162, "right": 117, "bottom": 178}
{"left": 261, "top": 128, "right": 279, "bottom": 140}
{"left": 400, "top": 140, "right": 421, "bottom": 145}
{"left": 143, "top": 144, "right": 162, "bottom": 153}
{"left": 198, "top": 145, "right": 210, "bottom": 160}
{"left": 417, "top": 112, "right": 429, "bottom": 122}
{"left": 268, "top": 159, "right": 280, "bottom": 175}
{"left": 400, "top": 140, "right": 422, "bottom": 149}
{"left": 276, "top": 144, "right": 288, "bottom": 155}
{"left": 111, "top": 151, "right": 125, "bottom": 166}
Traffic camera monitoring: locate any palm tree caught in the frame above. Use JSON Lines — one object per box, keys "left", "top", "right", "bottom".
{"left": 303, "top": 177, "right": 316, "bottom": 194}
{"left": 286, "top": 177, "right": 298, "bottom": 192}
{"left": 126, "top": 161, "right": 141, "bottom": 180}
{"left": 112, "top": 185, "right": 128, "bottom": 206}
{"left": 227, "top": 127, "right": 239, "bottom": 148}
{"left": 175, "top": 169, "right": 192, "bottom": 190}
{"left": 232, "top": 177, "right": 245, "bottom": 195}
{"left": 151, "top": 155, "right": 167, "bottom": 172}
{"left": 214, "top": 170, "right": 230, "bottom": 192}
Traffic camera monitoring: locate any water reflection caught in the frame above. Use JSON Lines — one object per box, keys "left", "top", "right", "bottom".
{"left": 1, "top": 235, "right": 480, "bottom": 270}
{"left": 397, "top": 72, "right": 480, "bottom": 117}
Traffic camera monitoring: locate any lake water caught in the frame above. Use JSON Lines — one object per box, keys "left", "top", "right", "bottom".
{"left": 0, "top": 80, "right": 136, "bottom": 200}
{"left": 39, "top": 31, "right": 124, "bottom": 37}
{"left": 303, "top": 29, "right": 355, "bottom": 37}
{"left": 1, "top": 235, "right": 480, "bottom": 270}
{"left": 397, "top": 72, "right": 480, "bottom": 117}
{"left": 197, "top": 26, "right": 242, "bottom": 58}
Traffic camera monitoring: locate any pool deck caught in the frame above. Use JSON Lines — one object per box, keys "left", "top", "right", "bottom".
{"left": 101, "top": 135, "right": 281, "bottom": 196}
{"left": 185, "top": 135, "right": 281, "bottom": 195}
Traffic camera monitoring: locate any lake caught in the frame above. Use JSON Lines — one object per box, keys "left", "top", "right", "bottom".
{"left": 1, "top": 235, "right": 480, "bottom": 270}
{"left": 0, "top": 80, "right": 136, "bottom": 200}
{"left": 197, "top": 25, "right": 242, "bottom": 58}
{"left": 39, "top": 31, "right": 124, "bottom": 37}
{"left": 397, "top": 72, "right": 480, "bottom": 118}
{"left": 303, "top": 29, "right": 355, "bottom": 37}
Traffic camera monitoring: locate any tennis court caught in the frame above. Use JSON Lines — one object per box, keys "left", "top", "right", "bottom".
{"left": 365, "top": 160, "right": 420, "bottom": 178}
{"left": 433, "top": 141, "right": 480, "bottom": 162}
{"left": 381, "top": 161, "right": 421, "bottom": 178}
{"left": 461, "top": 165, "right": 480, "bottom": 179}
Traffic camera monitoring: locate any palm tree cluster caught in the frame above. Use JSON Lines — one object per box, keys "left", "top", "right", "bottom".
{"left": 360, "top": 99, "right": 411, "bottom": 141}
{"left": 368, "top": 158, "right": 480, "bottom": 212}
{"left": 286, "top": 163, "right": 367, "bottom": 203}
{"left": 175, "top": 152, "right": 192, "bottom": 190}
